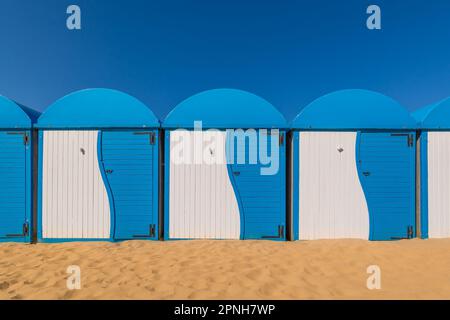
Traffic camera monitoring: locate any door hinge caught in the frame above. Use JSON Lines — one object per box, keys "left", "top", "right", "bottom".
{"left": 261, "top": 225, "right": 284, "bottom": 239}
{"left": 6, "top": 222, "right": 29, "bottom": 238}
{"left": 391, "top": 225, "right": 414, "bottom": 240}
{"left": 407, "top": 225, "right": 414, "bottom": 239}
{"left": 391, "top": 133, "right": 413, "bottom": 147}
{"left": 133, "top": 131, "right": 156, "bottom": 145}
{"left": 132, "top": 224, "right": 156, "bottom": 239}
{"left": 150, "top": 224, "right": 156, "bottom": 237}
{"left": 6, "top": 131, "right": 29, "bottom": 145}
{"left": 23, "top": 134, "right": 29, "bottom": 145}
{"left": 408, "top": 134, "right": 414, "bottom": 147}
{"left": 150, "top": 132, "right": 156, "bottom": 145}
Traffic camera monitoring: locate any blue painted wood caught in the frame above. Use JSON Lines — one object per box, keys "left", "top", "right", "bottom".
{"left": 163, "top": 89, "right": 287, "bottom": 129}
{"left": 357, "top": 131, "right": 416, "bottom": 240}
{"left": 413, "top": 97, "right": 450, "bottom": 130}
{"left": 0, "top": 131, "right": 30, "bottom": 242}
{"left": 101, "top": 130, "right": 158, "bottom": 240}
{"left": 0, "top": 95, "right": 40, "bottom": 129}
{"left": 292, "top": 89, "right": 415, "bottom": 130}
{"left": 227, "top": 130, "right": 286, "bottom": 240}
{"left": 37, "top": 89, "right": 159, "bottom": 129}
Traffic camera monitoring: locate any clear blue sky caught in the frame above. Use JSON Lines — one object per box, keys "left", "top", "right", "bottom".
{"left": 1, "top": 0, "right": 450, "bottom": 120}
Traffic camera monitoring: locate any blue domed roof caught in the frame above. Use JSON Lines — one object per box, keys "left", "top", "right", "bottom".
{"left": 412, "top": 97, "right": 450, "bottom": 129}
{"left": 163, "top": 88, "right": 287, "bottom": 129}
{"left": 0, "top": 95, "right": 40, "bottom": 129}
{"left": 37, "top": 88, "right": 159, "bottom": 129}
{"left": 292, "top": 89, "right": 415, "bottom": 130}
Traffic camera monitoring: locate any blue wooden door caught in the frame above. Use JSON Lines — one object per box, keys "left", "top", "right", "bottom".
{"left": 101, "top": 130, "right": 158, "bottom": 240}
{"left": 0, "top": 131, "right": 29, "bottom": 241}
{"left": 227, "top": 130, "right": 286, "bottom": 240}
{"left": 358, "top": 132, "right": 416, "bottom": 240}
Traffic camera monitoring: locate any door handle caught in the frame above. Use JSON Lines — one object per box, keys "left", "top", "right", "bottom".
{"left": 105, "top": 169, "right": 114, "bottom": 174}
{"left": 362, "top": 171, "right": 370, "bottom": 177}
{"left": 233, "top": 171, "right": 240, "bottom": 176}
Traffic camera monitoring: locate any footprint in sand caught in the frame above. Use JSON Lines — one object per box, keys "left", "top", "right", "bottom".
{"left": 0, "top": 282, "right": 10, "bottom": 290}
{"left": 144, "top": 286, "right": 155, "bottom": 292}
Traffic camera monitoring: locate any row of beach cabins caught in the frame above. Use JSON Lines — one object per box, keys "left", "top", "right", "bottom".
{"left": 0, "top": 88, "right": 449, "bottom": 243}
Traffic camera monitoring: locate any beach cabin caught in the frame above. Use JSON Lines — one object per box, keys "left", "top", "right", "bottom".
{"left": 413, "top": 98, "right": 450, "bottom": 238}
{"left": 36, "top": 88, "right": 160, "bottom": 242}
{"left": 163, "top": 88, "right": 287, "bottom": 240}
{"left": 0, "top": 95, "right": 40, "bottom": 243}
{"left": 290, "top": 89, "right": 417, "bottom": 241}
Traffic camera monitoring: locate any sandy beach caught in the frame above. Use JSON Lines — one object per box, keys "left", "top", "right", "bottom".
{"left": 0, "top": 239, "right": 449, "bottom": 300}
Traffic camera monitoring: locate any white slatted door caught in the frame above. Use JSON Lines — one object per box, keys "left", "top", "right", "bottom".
{"left": 169, "top": 130, "right": 240, "bottom": 239}
{"left": 42, "top": 130, "right": 111, "bottom": 239}
{"left": 298, "top": 132, "right": 369, "bottom": 240}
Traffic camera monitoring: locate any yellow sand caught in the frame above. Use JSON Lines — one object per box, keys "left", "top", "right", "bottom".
{"left": 0, "top": 239, "right": 449, "bottom": 300}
